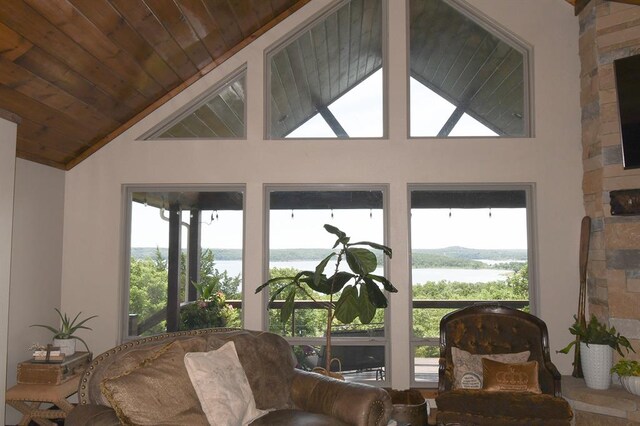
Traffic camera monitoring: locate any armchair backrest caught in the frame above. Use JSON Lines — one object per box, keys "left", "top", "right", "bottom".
{"left": 438, "top": 304, "right": 562, "bottom": 396}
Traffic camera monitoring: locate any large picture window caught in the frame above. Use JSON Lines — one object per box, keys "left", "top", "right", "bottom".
{"left": 265, "top": 187, "right": 389, "bottom": 383}
{"left": 124, "top": 187, "right": 244, "bottom": 338}
{"left": 409, "top": 185, "right": 533, "bottom": 386}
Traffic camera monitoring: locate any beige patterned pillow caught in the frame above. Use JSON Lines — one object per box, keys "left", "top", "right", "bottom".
{"left": 100, "top": 341, "right": 208, "bottom": 425}
{"left": 451, "top": 347, "right": 530, "bottom": 389}
{"left": 184, "top": 341, "right": 269, "bottom": 425}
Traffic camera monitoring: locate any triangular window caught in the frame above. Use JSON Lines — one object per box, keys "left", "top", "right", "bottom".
{"left": 409, "top": 0, "right": 529, "bottom": 137}
{"left": 268, "top": 0, "right": 384, "bottom": 139}
{"left": 144, "top": 70, "right": 246, "bottom": 139}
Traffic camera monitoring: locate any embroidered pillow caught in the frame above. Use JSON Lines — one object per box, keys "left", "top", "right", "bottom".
{"left": 100, "top": 340, "right": 208, "bottom": 425}
{"left": 184, "top": 341, "right": 269, "bottom": 426}
{"left": 482, "top": 358, "right": 542, "bottom": 393}
{"left": 451, "top": 347, "right": 530, "bottom": 389}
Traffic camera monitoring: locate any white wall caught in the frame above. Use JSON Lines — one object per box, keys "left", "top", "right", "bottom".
{"left": 4, "top": 159, "right": 65, "bottom": 424}
{"left": 60, "top": 0, "right": 582, "bottom": 389}
{"left": 0, "top": 118, "right": 17, "bottom": 425}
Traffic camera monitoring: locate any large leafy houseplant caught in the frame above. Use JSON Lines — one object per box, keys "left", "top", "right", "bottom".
{"left": 255, "top": 224, "right": 398, "bottom": 372}
{"left": 31, "top": 308, "right": 97, "bottom": 352}
{"left": 559, "top": 314, "right": 635, "bottom": 357}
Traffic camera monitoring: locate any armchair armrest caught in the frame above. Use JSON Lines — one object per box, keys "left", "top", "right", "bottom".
{"left": 290, "top": 369, "right": 392, "bottom": 426}
{"left": 65, "top": 404, "right": 120, "bottom": 426}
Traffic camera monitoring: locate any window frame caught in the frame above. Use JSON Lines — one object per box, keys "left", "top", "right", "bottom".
{"left": 407, "top": 183, "right": 537, "bottom": 387}
{"left": 121, "top": 184, "right": 246, "bottom": 342}
{"left": 263, "top": 183, "right": 392, "bottom": 384}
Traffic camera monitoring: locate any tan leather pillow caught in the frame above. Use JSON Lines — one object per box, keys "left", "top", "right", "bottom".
{"left": 101, "top": 341, "right": 208, "bottom": 425}
{"left": 451, "top": 347, "right": 531, "bottom": 389}
{"left": 482, "top": 358, "right": 541, "bottom": 393}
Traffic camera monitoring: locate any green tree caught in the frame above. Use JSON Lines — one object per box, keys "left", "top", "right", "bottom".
{"left": 129, "top": 247, "right": 242, "bottom": 334}
{"left": 129, "top": 247, "right": 167, "bottom": 335}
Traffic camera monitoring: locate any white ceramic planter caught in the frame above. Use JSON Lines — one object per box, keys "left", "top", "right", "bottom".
{"left": 621, "top": 376, "right": 640, "bottom": 396}
{"left": 54, "top": 338, "right": 76, "bottom": 356}
{"left": 580, "top": 342, "right": 612, "bottom": 390}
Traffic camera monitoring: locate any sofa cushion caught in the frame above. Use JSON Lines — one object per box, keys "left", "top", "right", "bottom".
{"left": 184, "top": 341, "right": 269, "bottom": 425}
{"left": 451, "top": 347, "right": 530, "bottom": 389}
{"left": 436, "top": 389, "right": 573, "bottom": 421}
{"left": 100, "top": 340, "right": 208, "bottom": 425}
{"left": 482, "top": 358, "right": 541, "bottom": 393}
{"left": 91, "top": 336, "right": 207, "bottom": 407}
{"left": 206, "top": 330, "right": 296, "bottom": 410}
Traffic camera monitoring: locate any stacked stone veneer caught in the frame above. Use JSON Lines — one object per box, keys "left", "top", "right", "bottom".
{"left": 579, "top": 0, "right": 640, "bottom": 362}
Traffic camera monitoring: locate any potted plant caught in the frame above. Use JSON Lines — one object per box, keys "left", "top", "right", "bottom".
{"left": 559, "top": 314, "right": 635, "bottom": 389}
{"left": 31, "top": 309, "right": 97, "bottom": 356}
{"left": 611, "top": 359, "right": 640, "bottom": 396}
{"left": 255, "top": 224, "right": 397, "bottom": 375}
{"left": 179, "top": 282, "right": 230, "bottom": 331}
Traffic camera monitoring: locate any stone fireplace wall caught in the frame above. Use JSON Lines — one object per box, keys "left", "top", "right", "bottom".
{"left": 579, "top": 0, "right": 640, "bottom": 358}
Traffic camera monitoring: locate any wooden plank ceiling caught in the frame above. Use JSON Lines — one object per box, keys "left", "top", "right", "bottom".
{"left": 0, "top": 0, "right": 310, "bottom": 170}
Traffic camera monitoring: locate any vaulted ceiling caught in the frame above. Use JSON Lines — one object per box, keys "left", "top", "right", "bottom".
{"left": 0, "top": 0, "right": 626, "bottom": 170}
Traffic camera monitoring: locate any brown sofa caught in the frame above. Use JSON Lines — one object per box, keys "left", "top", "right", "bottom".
{"left": 66, "top": 328, "right": 392, "bottom": 425}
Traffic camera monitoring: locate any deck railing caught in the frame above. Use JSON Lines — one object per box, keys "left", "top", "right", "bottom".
{"left": 128, "top": 299, "right": 528, "bottom": 336}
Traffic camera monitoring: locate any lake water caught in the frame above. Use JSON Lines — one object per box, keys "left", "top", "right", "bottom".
{"left": 214, "top": 260, "right": 512, "bottom": 284}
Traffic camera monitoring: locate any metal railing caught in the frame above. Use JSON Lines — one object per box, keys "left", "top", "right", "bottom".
{"left": 129, "top": 299, "right": 529, "bottom": 336}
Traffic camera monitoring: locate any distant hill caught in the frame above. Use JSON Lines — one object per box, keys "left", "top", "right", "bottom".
{"left": 412, "top": 247, "right": 527, "bottom": 261}
{"left": 131, "top": 246, "right": 526, "bottom": 270}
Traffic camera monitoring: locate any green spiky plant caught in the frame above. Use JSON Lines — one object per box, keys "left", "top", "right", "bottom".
{"left": 255, "top": 224, "right": 398, "bottom": 372}
{"left": 31, "top": 309, "right": 97, "bottom": 352}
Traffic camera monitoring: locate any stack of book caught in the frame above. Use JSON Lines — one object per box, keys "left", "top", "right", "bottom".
{"left": 32, "top": 347, "right": 65, "bottom": 362}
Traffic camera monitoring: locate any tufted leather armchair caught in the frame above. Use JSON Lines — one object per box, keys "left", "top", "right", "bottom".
{"left": 435, "top": 304, "right": 573, "bottom": 426}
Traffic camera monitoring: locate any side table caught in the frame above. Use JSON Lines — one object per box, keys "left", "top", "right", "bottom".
{"left": 5, "top": 374, "right": 80, "bottom": 426}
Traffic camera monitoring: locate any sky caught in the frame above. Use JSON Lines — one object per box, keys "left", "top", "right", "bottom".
{"left": 131, "top": 203, "right": 527, "bottom": 250}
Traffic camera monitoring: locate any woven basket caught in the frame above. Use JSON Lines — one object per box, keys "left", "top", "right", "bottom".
{"left": 312, "top": 358, "right": 344, "bottom": 380}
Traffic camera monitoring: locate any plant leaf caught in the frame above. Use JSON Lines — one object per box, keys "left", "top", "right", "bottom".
{"left": 345, "top": 248, "right": 377, "bottom": 275}
{"left": 314, "top": 253, "right": 336, "bottom": 286}
{"left": 357, "top": 285, "right": 376, "bottom": 324}
{"left": 367, "top": 274, "right": 398, "bottom": 293}
{"left": 334, "top": 286, "right": 360, "bottom": 324}
{"left": 255, "top": 276, "right": 295, "bottom": 294}
{"left": 280, "top": 288, "right": 297, "bottom": 324}
{"left": 349, "top": 241, "right": 392, "bottom": 258}
{"left": 30, "top": 324, "right": 60, "bottom": 335}
{"left": 324, "top": 224, "right": 346, "bottom": 239}
{"left": 364, "top": 277, "right": 388, "bottom": 308}
{"left": 323, "top": 271, "right": 355, "bottom": 294}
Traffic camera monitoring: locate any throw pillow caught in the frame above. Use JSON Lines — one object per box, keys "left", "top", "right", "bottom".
{"left": 184, "top": 341, "right": 269, "bottom": 426}
{"left": 451, "top": 347, "right": 530, "bottom": 389}
{"left": 100, "top": 340, "right": 208, "bottom": 425}
{"left": 482, "top": 358, "right": 542, "bottom": 393}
